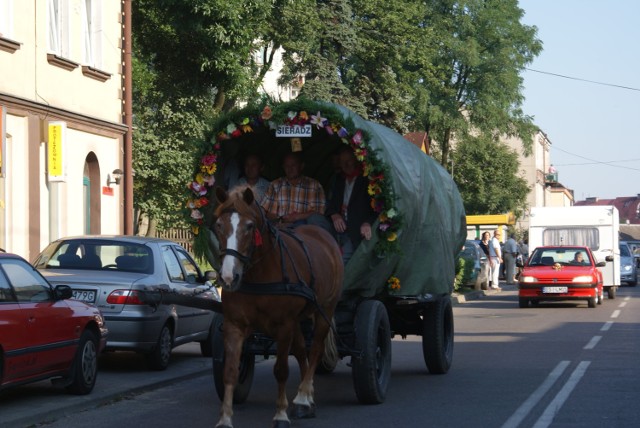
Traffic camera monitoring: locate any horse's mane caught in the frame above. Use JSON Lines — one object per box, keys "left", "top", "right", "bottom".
{"left": 214, "top": 185, "right": 259, "bottom": 220}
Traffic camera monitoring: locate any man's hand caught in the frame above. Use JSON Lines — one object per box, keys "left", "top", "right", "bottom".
{"left": 331, "top": 214, "right": 346, "bottom": 233}
{"left": 360, "top": 223, "right": 372, "bottom": 240}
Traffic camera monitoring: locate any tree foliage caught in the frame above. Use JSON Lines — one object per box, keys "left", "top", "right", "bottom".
{"left": 131, "top": 0, "right": 543, "bottom": 228}
{"left": 451, "top": 136, "right": 529, "bottom": 215}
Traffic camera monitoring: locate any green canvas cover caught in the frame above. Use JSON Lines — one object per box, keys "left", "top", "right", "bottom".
{"left": 330, "top": 105, "right": 467, "bottom": 297}
{"left": 186, "top": 100, "right": 466, "bottom": 298}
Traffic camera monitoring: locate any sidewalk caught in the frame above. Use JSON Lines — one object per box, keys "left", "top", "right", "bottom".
{"left": 452, "top": 280, "right": 517, "bottom": 304}
{"left": 0, "top": 343, "right": 211, "bottom": 428}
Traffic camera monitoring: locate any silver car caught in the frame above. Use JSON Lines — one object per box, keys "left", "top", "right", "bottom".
{"left": 33, "top": 236, "right": 220, "bottom": 370}
{"left": 619, "top": 241, "right": 637, "bottom": 286}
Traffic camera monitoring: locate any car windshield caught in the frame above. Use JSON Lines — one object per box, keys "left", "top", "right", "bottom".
{"left": 35, "top": 240, "right": 153, "bottom": 274}
{"left": 620, "top": 244, "right": 631, "bottom": 257}
{"left": 528, "top": 248, "right": 591, "bottom": 266}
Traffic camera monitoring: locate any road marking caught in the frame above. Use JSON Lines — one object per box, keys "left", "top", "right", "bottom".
{"left": 532, "top": 361, "right": 591, "bottom": 428}
{"left": 611, "top": 310, "right": 621, "bottom": 318}
{"left": 501, "top": 361, "right": 570, "bottom": 428}
{"left": 618, "top": 301, "right": 627, "bottom": 308}
{"left": 624, "top": 296, "right": 630, "bottom": 301}
{"left": 601, "top": 321, "right": 613, "bottom": 331}
{"left": 584, "top": 336, "right": 601, "bottom": 349}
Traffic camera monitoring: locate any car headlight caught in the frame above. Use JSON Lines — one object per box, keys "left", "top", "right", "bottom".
{"left": 519, "top": 276, "right": 537, "bottom": 283}
{"left": 572, "top": 275, "right": 594, "bottom": 283}
{"left": 621, "top": 264, "right": 632, "bottom": 272}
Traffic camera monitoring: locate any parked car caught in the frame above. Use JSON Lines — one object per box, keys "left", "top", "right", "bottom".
{"left": 0, "top": 252, "right": 107, "bottom": 394}
{"left": 458, "top": 240, "right": 489, "bottom": 290}
{"left": 33, "top": 236, "right": 220, "bottom": 370}
{"left": 619, "top": 241, "right": 637, "bottom": 286}
{"left": 518, "top": 246, "right": 604, "bottom": 308}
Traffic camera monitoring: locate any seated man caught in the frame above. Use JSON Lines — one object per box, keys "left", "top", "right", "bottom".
{"left": 233, "top": 154, "right": 270, "bottom": 204}
{"left": 326, "top": 146, "right": 377, "bottom": 264}
{"left": 570, "top": 251, "right": 586, "bottom": 265}
{"left": 261, "top": 152, "right": 332, "bottom": 234}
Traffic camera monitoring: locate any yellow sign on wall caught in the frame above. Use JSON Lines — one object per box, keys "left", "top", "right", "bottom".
{"left": 0, "top": 105, "right": 5, "bottom": 176}
{"left": 48, "top": 122, "right": 66, "bottom": 181}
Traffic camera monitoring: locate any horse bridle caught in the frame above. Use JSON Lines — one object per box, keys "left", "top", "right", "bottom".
{"left": 217, "top": 200, "right": 268, "bottom": 267}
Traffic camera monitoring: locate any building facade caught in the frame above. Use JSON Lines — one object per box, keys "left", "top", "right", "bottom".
{"left": 0, "top": 0, "right": 126, "bottom": 260}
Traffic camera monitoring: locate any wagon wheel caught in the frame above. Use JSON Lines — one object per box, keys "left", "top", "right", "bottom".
{"left": 351, "top": 300, "right": 391, "bottom": 404}
{"left": 422, "top": 295, "right": 454, "bottom": 374}
{"left": 211, "top": 313, "right": 255, "bottom": 404}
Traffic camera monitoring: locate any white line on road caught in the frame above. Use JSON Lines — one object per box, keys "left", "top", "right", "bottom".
{"left": 601, "top": 321, "right": 614, "bottom": 331}
{"left": 624, "top": 296, "right": 630, "bottom": 301}
{"left": 532, "top": 361, "right": 591, "bottom": 428}
{"left": 611, "top": 310, "right": 621, "bottom": 318}
{"left": 583, "top": 336, "right": 601, "bottom": 350}
{"left": 618, "top": 301, "right": 627, "bottom": 308}
{"left": 501, "top": 361, "right": 570, "bottom": 428}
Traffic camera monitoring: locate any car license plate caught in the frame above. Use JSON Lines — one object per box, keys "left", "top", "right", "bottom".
{"left": 72, "top": 289, "right": 96, "bottom": 303}
{"left": 542, "top": 286, "right": 568, "bottom": 294}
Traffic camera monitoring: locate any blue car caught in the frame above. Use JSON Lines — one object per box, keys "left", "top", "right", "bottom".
{"left": 619, "top": 241, "right": 637, "bottom": 286}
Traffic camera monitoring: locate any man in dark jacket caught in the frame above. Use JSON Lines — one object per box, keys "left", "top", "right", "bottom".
{"left": 326, "top": 146, "right": 378, "bottom": 264}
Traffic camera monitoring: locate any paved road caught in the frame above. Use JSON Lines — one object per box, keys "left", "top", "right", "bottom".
{"left": 3, "top": 283, "right": 639, "bottom": 427}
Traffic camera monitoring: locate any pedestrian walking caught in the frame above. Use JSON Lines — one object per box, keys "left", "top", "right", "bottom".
{"left": 489, "top": 229, "right": 502, "bottom": 289}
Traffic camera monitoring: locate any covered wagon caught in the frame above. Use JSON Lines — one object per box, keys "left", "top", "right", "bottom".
{"left": 183, "top": 99, "right": 466, "bottom": 404}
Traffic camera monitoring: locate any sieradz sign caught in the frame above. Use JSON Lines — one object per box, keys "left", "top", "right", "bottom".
{"left": 275, "top": 124, "right": 312, "bottom": 138}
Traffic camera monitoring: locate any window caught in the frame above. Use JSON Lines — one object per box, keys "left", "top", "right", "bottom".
{"left": 47, "top": 0, "right": 70, "bottom": 58}
{"left": 1, "top": 260, "right": 51, "bottom": 302}
{"left": 0, "top": 269, "right": 16, "bottom": 302}
{"left": 174, "top": 248, "right": 201, "bottom": 284}
{"left": 0, "top": 0, "right": 14, "bottom": 40}
{"left": 542, "top": 227, "right": 600, "bottom": 251}
{"left": 162, "top": 246, "right": 185, "bottom": 282}
{"left": 81, "top": 0, "right": 102, "bottom": 69}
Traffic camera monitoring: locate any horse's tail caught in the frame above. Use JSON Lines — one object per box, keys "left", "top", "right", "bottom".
{"left": 321, "top": 318, "right": 339, "bottom": 370}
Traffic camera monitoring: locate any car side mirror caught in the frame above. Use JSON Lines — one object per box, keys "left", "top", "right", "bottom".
{"left": 54, "top": 284, "right": 73, "bottom": 300}
{"left": 205, "top": 270, "right": 218, "bottom": 282}
{"left": 596, "top": 261, "right": 606, "bottom": 267}
{"left": 605, "top": 255, "right": 614, "bottom": 262}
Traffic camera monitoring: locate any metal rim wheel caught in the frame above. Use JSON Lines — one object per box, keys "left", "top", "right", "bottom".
{"left": 146, "top": 324, "right": 173, "bottom": 370}
{"left": 422, "top": 295, "right": 454, "bottom": 374}
{"left": 351, "top": 299, "right": 392, "bottom": 404}
{"left": 65, "top": 329, "right": 99, "bottom": 395}
{"left": 212, "top": 313, "right": 255, "bottom": 404}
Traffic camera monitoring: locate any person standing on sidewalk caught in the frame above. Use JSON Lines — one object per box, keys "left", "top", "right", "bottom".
{"left": 503, "top": 233, "right": 519, "bottom": 285}
{"left": 489, "top": 229, "right": 503, "bottom": 289}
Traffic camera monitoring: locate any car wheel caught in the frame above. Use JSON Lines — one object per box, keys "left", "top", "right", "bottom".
{"left": 607, "top": 286, "right": 617, "bottom": 299}
{"left": 199, "top": 321, "right": 215, "bottom": 357}
{"left": 518, "top": 298, "right": 529, "bottom": 308}
{"left": 597, "top": 291, "right": 603, "bottom": 305}
{"left": 588, "top": 297, "right": 596, "bottom": 308}
{"left": 146, "top": 324, "right": 173, "bottom": 371}
{"left": 65, "top": 330, "right": 99, "bottom": 395}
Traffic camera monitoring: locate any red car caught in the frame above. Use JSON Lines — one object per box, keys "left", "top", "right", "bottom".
{"left": 0, "top": 252, "right": 107, "bottom": 394}
{"left": 518, "top": 246, "right": 605, "bottom": 308}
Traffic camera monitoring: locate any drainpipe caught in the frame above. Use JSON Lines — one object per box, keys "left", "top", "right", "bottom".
{"left": 123, "top": 0, "right": 133, "bottom": 234}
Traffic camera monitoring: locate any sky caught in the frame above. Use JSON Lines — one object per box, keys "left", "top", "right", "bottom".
{"left": 518, "top": 0, "right": 640, "bottom": 201}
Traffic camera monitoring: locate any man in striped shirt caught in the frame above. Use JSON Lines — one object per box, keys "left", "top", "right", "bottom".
{"left": 261, "top": 152, "right": 331, "bottom": 233}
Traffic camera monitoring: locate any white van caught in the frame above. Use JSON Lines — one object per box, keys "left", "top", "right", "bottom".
{"left": 529, "top": 206, "right": 620, "bottom": 299}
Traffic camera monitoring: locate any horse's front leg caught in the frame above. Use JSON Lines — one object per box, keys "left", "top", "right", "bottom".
{"left": 290, "top": 325, "right": 315, "bottom": 419}
{"left": 216, "top": 324, "right": 246, "bottom": 428}
{"left": 272, "top": 331, "right": 294, "bottom": 428}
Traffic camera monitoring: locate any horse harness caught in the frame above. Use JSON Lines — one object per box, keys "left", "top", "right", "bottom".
{"left": 219, "top": 203, "right": 317, "bottom": 303}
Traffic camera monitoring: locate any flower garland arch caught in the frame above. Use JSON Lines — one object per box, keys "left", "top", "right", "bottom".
{"left": 184, "top": 100, "right": 402, "bottom": 257}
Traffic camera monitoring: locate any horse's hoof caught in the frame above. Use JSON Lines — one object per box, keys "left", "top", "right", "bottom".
{"left": 272, "top": 420, "right": 290, "bottom": 428}
{"left": 290, "top": 403, "right": 316, "bottom": 419}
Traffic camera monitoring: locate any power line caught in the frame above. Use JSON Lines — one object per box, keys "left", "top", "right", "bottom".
{"left": 525, "top": 68, "right": 640, "bottom": 92}
{"left": 553, "top": 146, "right": 640, "bottom": 172}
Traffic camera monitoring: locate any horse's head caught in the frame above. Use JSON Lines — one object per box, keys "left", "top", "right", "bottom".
{"left": 213, "top": 186, "right": 263, "bottom": 291}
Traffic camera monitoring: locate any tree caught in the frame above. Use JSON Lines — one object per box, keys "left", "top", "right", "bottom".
{"left": 410, "top": 0, "right": 542, "bottom": 167}
{"left": 451, "top": 135, "right": 529, "bottom": 216}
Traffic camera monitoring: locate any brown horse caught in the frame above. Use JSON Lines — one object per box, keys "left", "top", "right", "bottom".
{"left": 212, "top": 186, "right": 343, "bottom": 428}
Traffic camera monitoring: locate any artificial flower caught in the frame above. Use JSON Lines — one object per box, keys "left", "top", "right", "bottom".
{"left": 352, "top": 130, "right": 363, "bottom": 145}
{"left": 387, "top": 276, "right": 401, "bottom": 291}
{"left": 241, "top": 124, "right": 253, "bottom": 133}
{"left": 190, "top": 209, "right": 204, "bottom": 220}
{"left": 379, "top": 223, "right": 390, "bottom": 232}
{"left": 386, "top": 208, "right": 397, "bottom": 218}
{"left": 310, "top": 111, "right": 326, "bottom": 128}
{"left": 202, "top": 154, "right": 216, "bottom": 166}
{"left": 299, "top": 111, "right": 309, "bottom": 121}
{"left": 387, "top": 232, "right": 398, "bottom": 242}
{"left": 226, "top": 123, "right": 237, "bottom": 134}
{"left": 287, "top": 111, "right": 297, "bottom": 120}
